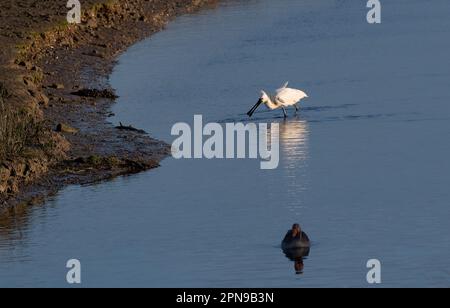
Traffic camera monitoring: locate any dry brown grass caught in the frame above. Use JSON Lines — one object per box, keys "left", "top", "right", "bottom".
{"left": 0, "top": 83, "right": 45, "bottom": 163}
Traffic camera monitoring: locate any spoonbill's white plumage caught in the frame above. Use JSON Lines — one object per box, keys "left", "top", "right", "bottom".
{"left": 247, "top": 82, "right": 309, "bottom": 118}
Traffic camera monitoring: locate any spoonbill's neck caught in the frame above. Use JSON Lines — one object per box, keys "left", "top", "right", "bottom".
{"left": 265, "top": 94, "right": 279, "bottom": 110}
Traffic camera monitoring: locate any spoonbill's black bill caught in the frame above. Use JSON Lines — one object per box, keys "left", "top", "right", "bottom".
{"left": 247, "top": 99, "right": 263, "bottom": 117}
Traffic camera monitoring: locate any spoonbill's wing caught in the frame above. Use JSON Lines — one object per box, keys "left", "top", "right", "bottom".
{"left": 276, "top": 81, "right": 289, "bottom": 92}
{"left": 275, "top": 88, "right": 308, "bottom": 106}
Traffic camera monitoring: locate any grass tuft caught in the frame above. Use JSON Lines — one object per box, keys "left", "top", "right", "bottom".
{"left": 0, "top": 83, "right": 47, "bottom": 163}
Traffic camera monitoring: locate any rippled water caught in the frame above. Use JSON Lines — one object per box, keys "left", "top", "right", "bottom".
{"left": 1, "top": 0, "right": 450, "bottom": 287}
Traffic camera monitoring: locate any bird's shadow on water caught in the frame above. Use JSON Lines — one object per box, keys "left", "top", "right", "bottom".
{"left": 216, "top": 103, "right": 358, "bottom": 123}
{"left": 216, "top": 102, "right": 419, "bottom": 124}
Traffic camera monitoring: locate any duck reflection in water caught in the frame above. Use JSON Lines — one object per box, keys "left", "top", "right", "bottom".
{"left": 282, "top": 224, "right": 311, "bottom": 275}
{"left": 284, "top": 246, "right": 310, "bottom": 275}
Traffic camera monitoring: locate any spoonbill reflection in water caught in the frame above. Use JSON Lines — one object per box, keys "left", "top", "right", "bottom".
{"left": 247, "top": 82, "right": 309, "bottom": 118}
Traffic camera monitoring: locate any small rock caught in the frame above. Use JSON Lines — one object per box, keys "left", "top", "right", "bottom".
{"left": 49, "top": 83, "right": 65, "bottom": 89}
{"left": 0, "top": 183, "right": 7, "bottom": 194}
{"left": 28, "top": 89, "right": 50, "bottom": 107}
{"left": 87, "top": 19, "right": 98, "bottom": 29}
{"left": 0, "top": 166, "right": 10, "bottom": 182}
{"left": 116, "top": 122, "right": 147, "bottom": 134}
{"left": 31, "top": 66, "right": 42, "bottom": 72}
{"left": 56, "top": 123, "right": 79, "bottom": 134}
{"left": 17, "top": 60, "right": 32, "bottom": 69}
{"left": 23, "top": 77, "right": 35, "bottom": 87}
{"left": 10, "top": 163, "right": 26, "bottom": 177}
{"left": 71, "top": 88, "right": 118, "bottom": 99}
{"left": 7, "top": 179, "right": 19, "bottom": 194}
{"left": 39, "top": 93, "right": 50, "bottom": 106}
{"left": 82, "top": 50, "right": 105, "bottom": 58}
{"left": 27, "top": 89, "right": 37, "bottom": 97}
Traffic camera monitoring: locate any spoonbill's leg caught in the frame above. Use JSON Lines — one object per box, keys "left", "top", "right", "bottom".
{"left": 282, "top": 107, "right": 287, "bottom": 118}
{"left": 294, "top": 104, "right": 299, "bottom": 114}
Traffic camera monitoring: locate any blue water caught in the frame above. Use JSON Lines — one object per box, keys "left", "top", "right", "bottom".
{"left": 1, "top": 0, "right": 450, "bottom": 287}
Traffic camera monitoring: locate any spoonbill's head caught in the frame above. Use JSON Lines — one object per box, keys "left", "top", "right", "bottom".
{"left": 247, "top": 91, "right": 270, "bottom": 117}
{"left": 260, "top": 90, "right": 271, "bottom": 104}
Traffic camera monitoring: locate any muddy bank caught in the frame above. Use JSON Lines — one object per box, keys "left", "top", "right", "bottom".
{"left": 0, "top": 0, "right": 219, "bottom": 211}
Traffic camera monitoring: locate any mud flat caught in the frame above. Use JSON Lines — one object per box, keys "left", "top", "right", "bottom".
{"left": 0, "top": 0, "right": 219, "bottom": 211}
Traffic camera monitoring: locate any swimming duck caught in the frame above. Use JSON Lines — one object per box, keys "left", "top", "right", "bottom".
{"left": 281, "top": 223, "right": 311, "bottom": 250}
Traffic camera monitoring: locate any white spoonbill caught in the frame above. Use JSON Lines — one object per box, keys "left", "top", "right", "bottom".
{"left": 247, "top": 82, "right": 308, "bottom": 118}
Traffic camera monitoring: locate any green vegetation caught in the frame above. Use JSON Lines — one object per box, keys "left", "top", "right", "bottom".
{"left": 86, "top": 155, "right": 121, "bottom": 167}
{"left": 91, "top": 0, "right": 119, "bottom": 15}
{"left": 87, "top": 155, "right": 102, "bottom": 166}
{"left": 0, "top": 83, "right": 46, "bottom": 163}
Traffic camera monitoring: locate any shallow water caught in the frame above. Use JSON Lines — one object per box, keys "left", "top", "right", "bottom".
{"left": 1, "top": 0, "right": 450, "bottom": 287}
